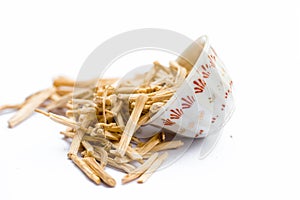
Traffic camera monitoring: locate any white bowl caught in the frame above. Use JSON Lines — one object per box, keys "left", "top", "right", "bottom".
{"left": 137, "top": 36, "right": 234, "bottom": 139}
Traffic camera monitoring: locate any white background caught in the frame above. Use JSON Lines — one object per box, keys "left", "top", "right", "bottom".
{"left": 1, "top": 1, "right": 300, "bottom": 199}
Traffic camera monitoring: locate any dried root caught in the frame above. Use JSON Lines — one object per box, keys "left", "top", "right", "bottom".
{"left": 1, "top": 60, "right": 189, "bottom": 186}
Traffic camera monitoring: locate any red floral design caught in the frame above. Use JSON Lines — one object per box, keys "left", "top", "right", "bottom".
{"left": 199, "top": 54, "right": 217, "bottom": 79}
{"left": 170, "top": 108, "right": 183, "bottom": 119}
{"left": 202, "top": 71, "right": 210, "bottom": 79}
{"left": 221, "top": 104, "right": 226, "bottom": 111}
{"left": 211, "top": 115, "right": 219, "bottom": 123}
{"left": 162, "top": 119, "right": 175, "bottom": 126}
{"left": 181, "top": 96, "right": 195, "bottom": 109}
{"left": 193, "top": 78, "right": 206, "bottom": 93}
{"left": 208, "top": 55, "right": 217, "bottom": 67}
{"left": 201, "top": 64, "right": 211, "bottom": 78}
{"left": 195, "top": 129, "right": 204, "bottom": 138}
{"left": 201, "top": 64, "right": 210, "bottom": 71}
{"left": 211, "top": 117, "right": 216, "bottom": 123}
{"left": 225, "top": 89, "right": 231, "bottom": 99}
{"left": 208, "top": 54, "right": 216, "bottom": 68}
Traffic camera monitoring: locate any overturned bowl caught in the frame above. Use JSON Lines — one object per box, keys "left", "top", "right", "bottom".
{"left": 134, "top": 36, "right": 235, "bottom": 139}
